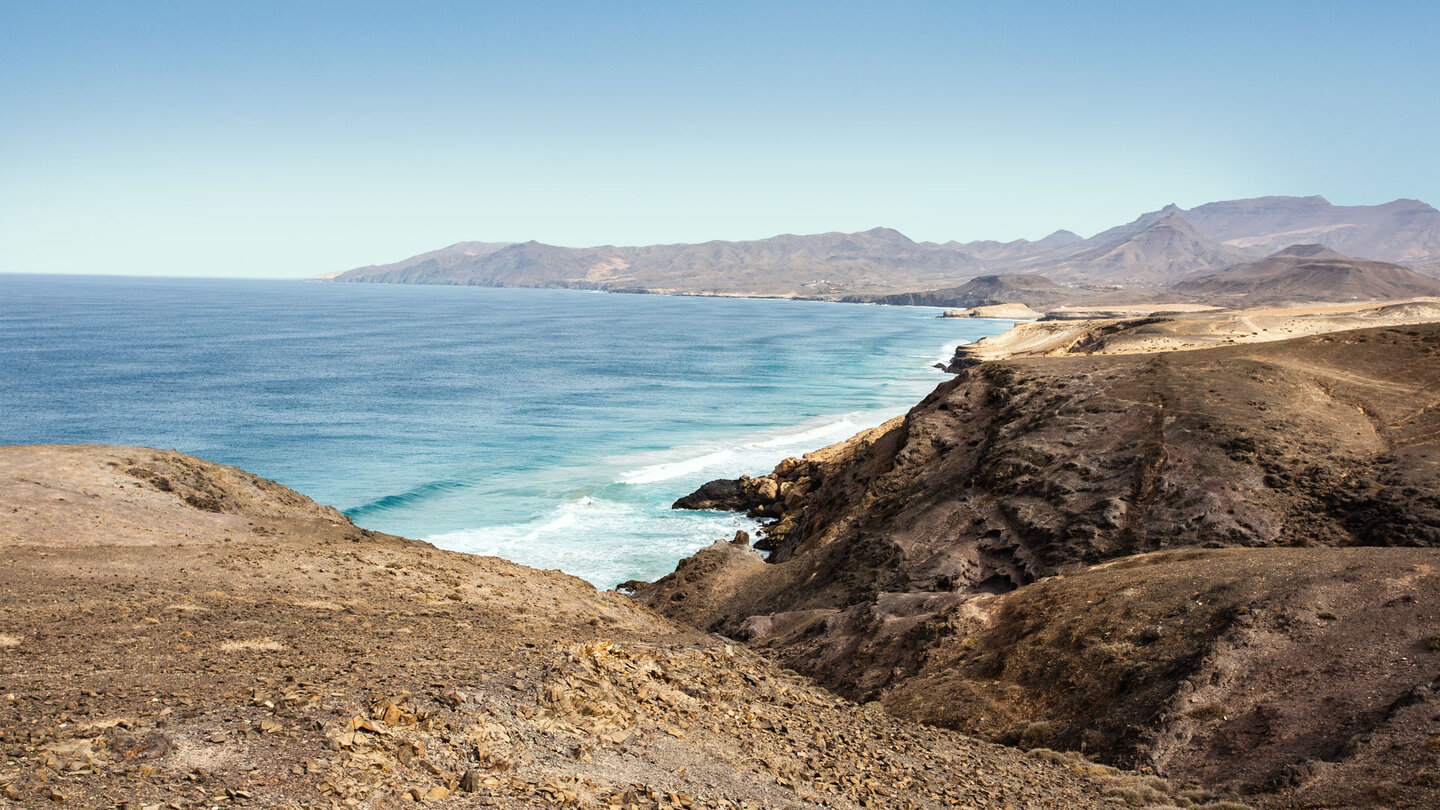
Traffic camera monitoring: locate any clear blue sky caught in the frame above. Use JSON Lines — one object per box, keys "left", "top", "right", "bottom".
{"left": 2, "top": 1, "right": 1437, "bottom": 278}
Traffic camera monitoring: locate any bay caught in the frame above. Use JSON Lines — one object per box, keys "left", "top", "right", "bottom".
{"left": 0, "top": 275, "right": 1009, "bottom": 586}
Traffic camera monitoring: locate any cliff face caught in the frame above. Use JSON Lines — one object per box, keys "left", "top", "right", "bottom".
{"left": 0, "top": 445, "right": 1128, "bottom": 809}
{"left": 648, "top": 322, "right": 1440, "bottom": 807}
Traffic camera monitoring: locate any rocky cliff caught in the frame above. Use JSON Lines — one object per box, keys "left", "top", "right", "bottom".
{"left": 649, "top": 321, "right": 1440, "bottom": 808}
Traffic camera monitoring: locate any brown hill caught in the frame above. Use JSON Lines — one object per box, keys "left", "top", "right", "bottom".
{"left": 0, "top": 445, "right": 1142, "bottom": 809}
{"left": 1171, "top": 243, "right": 1440, "bottom": 303}
{"left": 648, "top": 321, "right": 1440, "bottom": 808}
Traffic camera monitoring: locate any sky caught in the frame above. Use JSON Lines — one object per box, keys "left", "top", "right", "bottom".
{"left": 1, "top": 0, "right": 1437, "bottom": 278}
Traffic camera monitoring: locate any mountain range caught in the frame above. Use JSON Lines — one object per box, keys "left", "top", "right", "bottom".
{"left": 327, "top": 196, "right": 1440, "bottom": 300}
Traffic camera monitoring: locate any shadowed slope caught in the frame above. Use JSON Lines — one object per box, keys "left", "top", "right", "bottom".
{"left": 648, "top": 322, "right": 1440, "bottom": 808}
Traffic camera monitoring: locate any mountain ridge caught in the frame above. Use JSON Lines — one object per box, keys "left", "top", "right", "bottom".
{"left": 328, "top": 196, "right": 1440, "bottom": 298}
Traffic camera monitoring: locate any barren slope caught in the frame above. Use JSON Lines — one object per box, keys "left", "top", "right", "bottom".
{"left": 1172, "top": 244, "right": 1440, "bottom": 304}
{"left": 0, "top": 446, "right": 1133, "bottom": 809}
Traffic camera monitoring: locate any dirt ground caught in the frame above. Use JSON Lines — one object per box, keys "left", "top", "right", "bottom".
{"left": 0, "top": 445, "right": 1152, "bottom": 809}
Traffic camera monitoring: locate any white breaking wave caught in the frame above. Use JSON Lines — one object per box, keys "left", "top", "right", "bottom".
{"left": 753, "top": 418, "right": 860, "bottom": 448}
{"left": 429, "top": 496, "right": 630, "bottom": 550}
{"left": 423, "top": 332, "right": 992, "bottom": 589}
{"left": 425, "top": 494, "right": 758, "bottom": 587}
{"left": 609, "top": 410, "right": 894, "bottom": 487}
{"left": 934, "top": 341, "right": 963, "bottom": 368}
{"left": 618, "top": 448, "right": 739, "bottom": 485}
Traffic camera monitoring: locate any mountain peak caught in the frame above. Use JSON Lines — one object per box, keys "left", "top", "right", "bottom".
{"left": 1384, "top": 198, "right": 1440, "bottom": 213}
{"left": 1145, "top": 210, "right": 1201, "bottom": 233}
{"left": 1037, "top": 229, "right": 1083, "bottom": 246}
{"left": 859, "top": 226, "right": 914, "bottom": 243}
{"left": 1273, "top": 243, "right": 1346, "bottom": 260}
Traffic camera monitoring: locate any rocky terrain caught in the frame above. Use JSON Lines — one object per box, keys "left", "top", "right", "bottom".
{"left": 327, "top": 196, "right": 1440, "bottom": 298}
{"left": 944, "top": 299, "right": 1440, "bottom": 368}
{"left": 0, "top": 445, "right": 1182, "bottom": 809}
{"left": 650, "top": 317, "right": 1440, "bottom": 809}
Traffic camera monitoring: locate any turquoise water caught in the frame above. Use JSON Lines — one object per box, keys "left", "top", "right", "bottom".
{"left": 0, "top": 275, "right": 1008, "bottom": 586}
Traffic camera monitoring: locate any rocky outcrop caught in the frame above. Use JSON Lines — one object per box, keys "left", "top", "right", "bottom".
{"left": 872, "top": 547, "right": 1440, "bottom": 803}
{"left": 649, "top": 322, "right": 1440, "bottom": 807}
{"left": 670, "top": 477, "right": 754, "bottom": 511}
{"left": 940, "top": 303, "right": 1044, "bottom": 320}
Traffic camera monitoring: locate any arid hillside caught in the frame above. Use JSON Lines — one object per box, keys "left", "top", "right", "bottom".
{"left": 1172, "top": 244, "right": 1440, "bottom": 304}
{"left": 0, "top": 445, "right": 1147, "bottom": 809}
{"left": 648, "top": 320, "right": 1440, "bottom": 809}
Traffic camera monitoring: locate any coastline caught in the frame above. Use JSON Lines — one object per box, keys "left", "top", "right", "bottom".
{"left": 644, "top": 311, "right": 1440, "bottom": 808}
{"left": 413, "top": 328, "right": 999, "bottom": 589}
{"left": 0, "top": 444, "right": 1129, "bottom": 808}
{"left": 1, "top": 274, "right": 1012, "bottom": 589}
{"left": 7, "top": 291, "right": 1438, "bottom": 807}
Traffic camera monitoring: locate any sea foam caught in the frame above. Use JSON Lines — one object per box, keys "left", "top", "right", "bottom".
{"left": 0, "top": 277, "right": 1014, "bottom": 590}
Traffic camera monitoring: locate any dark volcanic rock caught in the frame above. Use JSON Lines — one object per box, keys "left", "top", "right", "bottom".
{"left": 671, "top": 477, "right": 750, "bottom": 511}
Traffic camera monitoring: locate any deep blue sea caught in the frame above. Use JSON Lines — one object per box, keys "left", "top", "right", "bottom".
{"left": 0, "top": 275, "right": 1008, "bottom": 587}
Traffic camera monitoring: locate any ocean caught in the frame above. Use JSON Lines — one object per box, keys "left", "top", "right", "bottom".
{"left": 0, "top": 275, "right": 1009, "bottom": 587}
